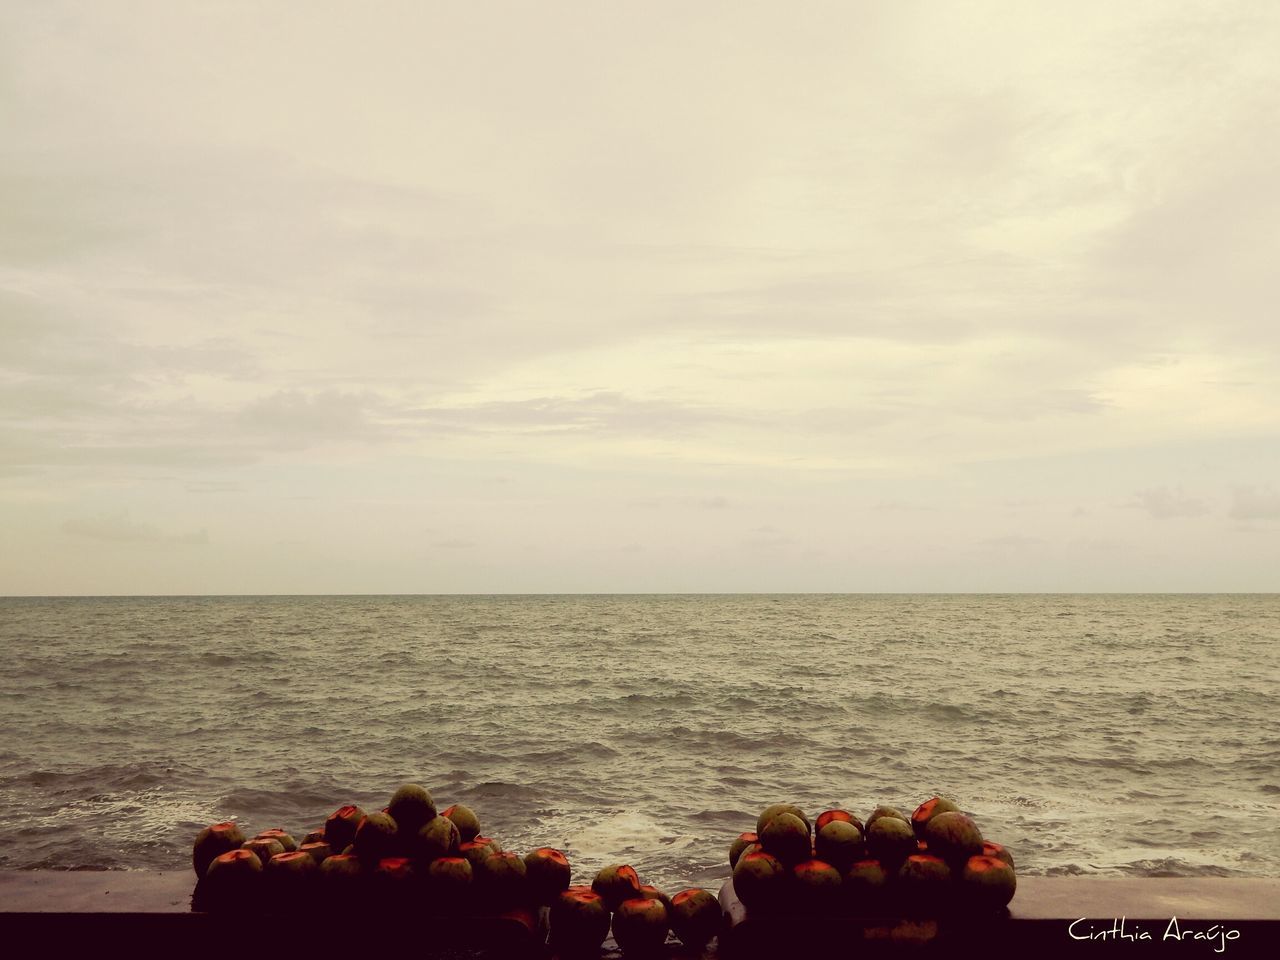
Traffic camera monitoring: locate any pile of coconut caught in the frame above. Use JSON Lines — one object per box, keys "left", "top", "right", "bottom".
{"left": 553, "top": 864, "right": 721, "bottom": 955}
{"left": 190, "top": 783, "right": 723, "bottom": 953}
{"left": 729, "top": 797, "right": 1016, "bottom": 918}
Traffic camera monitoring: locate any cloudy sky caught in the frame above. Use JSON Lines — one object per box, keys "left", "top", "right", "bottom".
{"left": 2, "top": 1, "right": 1278, "bottom": 594}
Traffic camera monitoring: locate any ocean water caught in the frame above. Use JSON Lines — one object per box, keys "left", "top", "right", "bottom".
{"left": 1, "top": 594, "right": 1277, "bottom": 890}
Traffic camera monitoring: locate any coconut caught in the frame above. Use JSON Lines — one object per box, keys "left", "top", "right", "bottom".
{"left": 756, "top": 803, "right": 811, "bottom": 837}
{"left": 732, "top": 850, "right": 787, "bottom": 916}
{"left": 550, "top": 886, "right": 611, "bottom": 955}
{"left": 265, "top": 850, "right": 318, "bottom": 912}
{"left": 637, "top": 884, "right": 671, "bottom": 911}
{"left": 896, "top": 854, "right": 953, "bottom": 917}
{"left": 760, "top": 812, "right": 811, "bottom": 866}
{"left": 923, "top": 811, "right": 984, "bottom": 866}
{"left": 844, "top": 858, "right": 890, "bottom": 916}
{"left": 413, "top": 814, "right": 461, "bottom": 862}
{"left": 612, "top": 897, "right": 669, "bottom": 955}
{"left": 192, "top": 822, "right": 245, "bottom": 878}
{"left": 911, "top": 796, "right": 961, "bottom": 839}
{"left": 475, "top": 850, "right": 528, "bottom": 909}
{"left": 669, "top": 888, "right": 721, "bottom": 948}
{"left": 441, "top": 803, "right": 481, "bottom": 843}
{"left": 200, "top": 848, "right": 263, "bottom": 912}
{"left": 352, "top": 811, "right": 399, "bottom": 863}
{"left": 318, "top": 853, "right": 366, "bottom": 912}
{"left": 592, "top": 864, "right": 642, "bottom": 911}
{"left": 298, "top": 840, "right": 332, "bottom": 865}
{"left": 865, "top": 805, "right": 909, "bottom": 828}
{"left": 459, "top": 837, "right": 497, "bottom": 870}
{"left": 815, "top": 809, "right": 863, "bottom": 834}
{"left": 982, "top": 840, "right": 1015, "bottom": 869}
{"left": 729, "top": 831, "right": 758, "bottom": 869}
{"left": 962, "top": 854, "right": 1017, "bottom": 910}
{"left": 815, "top": 819, "right": 864, "bottom": 873}
{"left": 865, "top": 815, "right": 917, "bottom": 868}
{"left": 241, "top": 837, "right": 285, "bottom": 868}
{"left": 255, "top": 828, "right": 298, "bottom": 852}
{"left": 792, "top": 858, "right": 842, "bottom": 915}
{"left": 387, "top": 784, "right": 436, "bottom": 835}
{"left": 523, "top": 847, "right": 572, "bottom": 905}
{"left": 323, "top": 805, "right": 366, "bottom": 853}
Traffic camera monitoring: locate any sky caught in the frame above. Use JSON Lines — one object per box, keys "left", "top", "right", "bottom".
{"left": 2, "top": 0, "right": 1279, "bottom": 594}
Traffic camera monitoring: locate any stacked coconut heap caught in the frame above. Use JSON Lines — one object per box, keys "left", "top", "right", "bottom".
{"left": 192, "top": 783, "right": 572, "bottom": 917}
{"left": 729, "top": 797, "right": 1016, "bottom": 919}
{"left": 191, "top": 782, "right": 725, "bottom": 953}
{"left": 552, "top": 864, "right": 722, "bottom": 955}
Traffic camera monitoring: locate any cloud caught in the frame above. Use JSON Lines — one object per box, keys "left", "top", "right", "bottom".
{"left": 237, "top": 389, "right": 386, "bottom": 448}
{"left": 1229, "top": 486, "right": 1280, "bottom": 521}
{"left": 432, "top": 538, "right": 474, "bottom": 549}
{"left": 406, "top": 391, "right": 742, "bottom": 438}
{"left": 743, "top": 525, "right": 794, "bottom": 549}
{"left": 979, "top": 535, "right": 1044, "bottom": 549}
{"left": 61, "top": 513, "right": 208, "bottom": 545}
{"left": 1128, "top": 486, "right": 1211, "bottom": 519}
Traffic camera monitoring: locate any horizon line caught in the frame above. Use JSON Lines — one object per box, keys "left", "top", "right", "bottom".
{"left": 2, "top": 591, "right": 1277, "bottom": 599}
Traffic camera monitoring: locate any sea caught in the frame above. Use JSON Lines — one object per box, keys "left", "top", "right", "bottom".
{"left": 1, "top": 594, "right": 1277, "bottom": 890}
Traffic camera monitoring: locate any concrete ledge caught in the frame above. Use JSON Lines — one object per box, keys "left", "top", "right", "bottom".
{"left": 718, "top": 876, "right": 1280, "bottom": 957}
{"left": 2, "top": 872, "right": 1278, "bottom": 957}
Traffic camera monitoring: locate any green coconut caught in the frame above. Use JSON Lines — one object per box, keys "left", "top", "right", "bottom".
{"left": 200, "top": 848, "right": 263, "bottom": 912}
{"left": 387, "top": 784, "right": 436, "bottom": 834}
{"left": 756, "top": 803, "right": 811, "bottom": 836}
{"left": 459, "top": 837, "right": 497, "bottom": 870}
{"left": 373, "top": 856, "right": 417, "bottom": 908}
{"left": 241, "top": 836, "right": 285, "bottom": 868}
{"left": 737, "top": 842, "right": 763, "bottom": 863}
{"left": 792, "top": 858, "right": 842, "bottom": 915}
{"left": 264, "top": 850, "right": 318, "bottom": 911}
{"left": 982, "top": 840, "right": 1015, "bottom": 869}
{"left": 612, "top": 897, "right": 669, "bottom": 956}
{"left": 298, "top": 840, "right": 332, "bottom": 865}
{"left": 441, "top": 803, "right": 481, "bottom": 843}
{"left": 896, "top": 854, "right": 953, "bottom": 917}
{"left": 318, "top": 853, "right": 366, "bottom": 911}
{"left": 592, "top": 863, "right": 642, "bottom": 911}
{"left": 844, "top": 858, "right": 890, "bottom": 916}
{"left": 192, "top": 822, "right": 245, "bottom": 878}
{"left": 638, "top": 884, "right": 672, "bottom": 919}
{"left": 524, "top": 847, "right": 572, "bottom": 905}
{"left": 414, "top": 814, "right": 461, "bottom": 862}
{"left": 865, "top": 806, "right": 909, "bottom": 829}
{"left": 550, "top": 886, "right": 611, "bottom": 955}
{"left": 732, "top": 850, "right": 787, "bottom": 916}
{"left": 426, "top": 854, "right": 473, "bottom": 895}
{"left": 324, "top": 805, "right": 366, "bottom": 853}
{"left": 865, "top": 815, "right": 917, "bottom": 868}
{"left": 815, "top": 819, "right": 864, "bottom": 873}
{"left": 815, "top": 809, "right": 863, "bottom": 834}
{"left": 669, "top": 888, "right": 721, "bottom": 949}
{"left": 301, "top": 828, "right": 325, "bottom": 846}
{"left": 265, "top": 849, "right": 316, "bottom": 875}
{"left": 760, "top": 811, "right": 811, "bottom": 866}
{"left": 351, "top": 811, "right": 399, "bottom": 863}
{"left": 962, "top": 854, "right": 1017, "bottom": 910}
{"left": 729, "top": 831, "right": 758, "bottom": 870}
{"left": 911, "top": 796, "right": 961, "bottom": 839}
{"left": 255, "top": 828, "right": 298, "bottom": 852}
{"left": 475, "top": 850, "right": 528, "bottom": 909}
{"left": 923, "top": 811, "right": 984, "bottom": 866}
